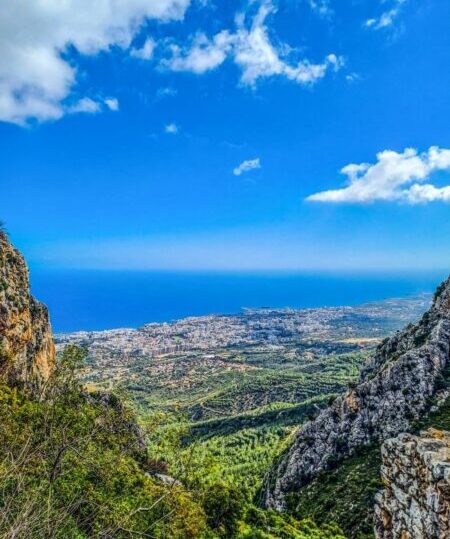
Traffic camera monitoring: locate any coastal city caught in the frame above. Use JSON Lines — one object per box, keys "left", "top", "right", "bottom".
{"left": 56, "top": 295, "right": 430, "bottom": 360}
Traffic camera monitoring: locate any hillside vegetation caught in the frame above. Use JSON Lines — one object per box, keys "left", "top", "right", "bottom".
{"left": 55, "top": 296, "right": 430, "bottom": 538}
{"left": 0, "top": 346, "right": 207, "bottom": 538}
{"left": 134, "top": 350, "right": 369, "bottom": 500}
{"left": 3, "top": 232, "right": 440, "bottom": 538}
{"left": 0, "top": 230, "right": 375, "bottom": 538}
{"left": 0, "top": 344, "right": 350, "bottom": 538}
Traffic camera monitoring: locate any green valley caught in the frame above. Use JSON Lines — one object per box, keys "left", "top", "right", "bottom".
{"left": 54, "top": 296, "right": 432, "bottom": 536}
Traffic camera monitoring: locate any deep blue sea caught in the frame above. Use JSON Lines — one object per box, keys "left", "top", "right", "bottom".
{"left": 29, "top": 269, "right": 448, "bottom": 333}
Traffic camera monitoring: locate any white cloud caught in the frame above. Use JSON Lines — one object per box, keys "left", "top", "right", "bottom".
{"left": 166, "top": 30, "right": 234, "bottom": 73}
{"left": 156, "top": 87, "right": 178, "bottom": 98}
{"left": 104, "top": 97, "right": 120, "bottom": 111}
{"left": 130, "top": 38, "right": 156, "bottom": 60}
{"left": 308, "top": 0, "right": 333, "bottom": 17}
{"left": 365, "top": 0, "right": 407, "bottom": 30}
{"left": 345, "top": 72, "right": 360, "bottom": 83}
{"left": 164, "top": 1, "right": 342, "bottom": 86}
{"left": 165, "top": 122, "right": 179, "bottom": 134}
{"left": 68, "top": 96, "right": 119, "bottom": 115}
{"left": 307, "top": 146, "right": 450, "bottom": 204}
{"left": 233, "top": 158, "right": 261, "bottom": 176}
{"left": 69, "top": 98, "right": 102, "bottom": 114}
{"left": 0, "top": 0, "right": 190, "bottom": 125}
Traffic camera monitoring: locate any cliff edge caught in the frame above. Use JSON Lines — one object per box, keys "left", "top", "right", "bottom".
{"left": 375, "top": 428, "right": 450, "bottom": 539}
{"left": 0, "top": 231, "right": 55, "bottom": 390}
{"left": 264, "top": 276, "right": 450, "bottom": 509}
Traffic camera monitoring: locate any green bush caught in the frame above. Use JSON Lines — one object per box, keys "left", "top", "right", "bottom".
{"left": 239, "top": 507, "right": 345, "bottom": 538}
{"left": 202, "top": 483, "right": 244, "bottom": 537}
{"left": 0, "top": 346, "right": 207, "bottom": 538}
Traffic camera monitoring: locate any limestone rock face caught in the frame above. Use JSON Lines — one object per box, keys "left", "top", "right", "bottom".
{"left": 264, "top": 276, "right": 450, "bottom": 509}
{"left": 0, "top": 232, "right": 55, "bottom": 389}
{"left": 374, "top": 429, "right": 450, "bottom": 539}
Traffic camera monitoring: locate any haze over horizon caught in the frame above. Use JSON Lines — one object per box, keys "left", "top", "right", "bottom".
{"left": 2, "top": 0, "right": 450, "bottom": 271}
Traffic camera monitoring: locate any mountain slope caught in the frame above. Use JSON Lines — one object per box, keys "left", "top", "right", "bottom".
{"left": 264, "top": 276, "right": 450, "bottom": 510}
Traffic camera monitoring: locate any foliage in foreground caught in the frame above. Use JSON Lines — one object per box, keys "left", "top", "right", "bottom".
{"left": 0, "top": 346, "right": 206, "bottom": 538}
{"left": 0, "top": 345, "right": 346, "bottom": 539}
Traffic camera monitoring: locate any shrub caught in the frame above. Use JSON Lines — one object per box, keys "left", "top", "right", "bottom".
{"left": 202, "top": 482, "right": 244, "bottom": 537}
{"left": 0, "top": 346, "right": 207, "bottom": 538}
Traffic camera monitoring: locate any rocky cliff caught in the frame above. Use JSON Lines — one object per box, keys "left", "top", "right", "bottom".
{"left": 375, "top": 428, "right": 450, "bottom": 539}
{"left": 264, "top": 276, "right": 450, "bottom": 509}
{"left": 0, "top": 231, "right": 55, "bottom": 390}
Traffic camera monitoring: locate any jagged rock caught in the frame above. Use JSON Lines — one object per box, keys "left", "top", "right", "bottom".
{"left": 151, "top": 473, "right": 183, "bottom": 488}
{"left": 374, "top": 428, "right": 450, "bottom": 539}
{"left": 0, "top": 232, "right": 55, "bottom": 390}
{"left": 264, "top": 276, "right": 450, "bottom": 510}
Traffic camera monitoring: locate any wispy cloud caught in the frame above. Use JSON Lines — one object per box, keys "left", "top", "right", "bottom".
{"left": 1, "top": 0, "right": 342, "bottom": 126}
{"left": 345, "top": 72, "right": 360, "bottom": 83}
{"left": 365, "top": 0, "right": 407, "bottom": 30}
{"left": 104, "top": 97, "right": 119, "bottom": 111}
{"left": 165, "top": 122, "right": 179, "bottom": 134}
{"left": 0, "top": 0, "right": 190, "bottom": 125}
{"left": 130, "top": 38, "right": 156, "bottom": 60}
{"left": 233, "top": 158, "right": 261, "bottom": 176}
{"left": 156, "top": 87, "right": 178, "bottom": 99}
{"left": 166, "top": 30, "right": 233, "bottom": 74}
{"left": 164, "top": 1, "right": 343, "bottom": 87}
{"left": 68, "top": 97, "right": 119, "bottom": 115}
{"left": 307, "top": 146, "right": 450, "bottom": 204}
{"left": 308, "top": 0, "right": 333, "bottom": 18}
{"left": 68, "top": 98, "right": 101, "bottom": 114}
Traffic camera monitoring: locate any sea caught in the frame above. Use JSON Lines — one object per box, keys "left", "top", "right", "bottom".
{"left": 29, "top": 269, "right": 448, "bottom": 333}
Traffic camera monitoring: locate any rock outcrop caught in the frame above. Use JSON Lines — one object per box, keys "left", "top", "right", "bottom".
{"left": 374, "top": 428, "right": 450, "bottom": 539}
{"left": 264, "top": 276, "right": 450, "bottom": 509}
{"left": 0, "top": 231, "right": 55, "bottom": 390}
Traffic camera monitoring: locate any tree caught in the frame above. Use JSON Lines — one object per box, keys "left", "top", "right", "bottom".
{"left": 0, "top": 344, "right": 208, "bottom": 538}
{"left": 202, "top": 482, "right": 244, "bottom": 537}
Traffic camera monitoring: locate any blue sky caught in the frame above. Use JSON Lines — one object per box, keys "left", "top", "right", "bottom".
{"left": 1, "top": 0, "right": 450, "bottom": 270}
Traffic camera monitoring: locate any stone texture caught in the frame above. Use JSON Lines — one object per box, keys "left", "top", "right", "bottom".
{"left": 374, "top": 428, "right": 450, "bottom": 539}
{"left": 264, "top": 276, "right": 450, "bottom": 509}
{"left": 0, "top": 232, "right": 55, "bottom": 390}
